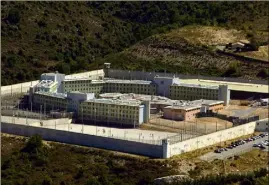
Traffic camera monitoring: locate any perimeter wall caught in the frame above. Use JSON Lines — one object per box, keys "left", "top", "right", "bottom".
{"left": 163, "top": 121, "right": 256, "bottom": 158}
{"left": 1, "top": 122, "right": 163, "bottom": 158}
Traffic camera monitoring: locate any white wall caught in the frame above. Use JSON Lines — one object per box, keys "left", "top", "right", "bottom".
{"left": 164, "top": 121, "right": 256, "bottom": 158}
{"left": 1, "top": 121, "right": 163, "bottom": 158}
{"left": 255, "top": 118, "right": 269, "bottom": 132}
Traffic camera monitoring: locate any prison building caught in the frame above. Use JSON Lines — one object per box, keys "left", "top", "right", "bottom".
{"left": 104, "top": 79, "right": 157, "bottom": 95}
{"left": 163, "top": 104, "right": 202, "bottom": 121}
{"left": 169, "top": 84, "right": 219, "bottom": 101}
{"left": 191, "top": 99, "right": 224, "bottom": 113}
{"left": 79, "top": 99, "right": 149, "bottom": 127}
{"left": 32, "top": 91, "right": 69, "bottom": 111}
{"left": 63, "top": 79, "right": 105, "bottom": 95}
{"left": 35, "top": 80, "right": 58, "bottom": 93}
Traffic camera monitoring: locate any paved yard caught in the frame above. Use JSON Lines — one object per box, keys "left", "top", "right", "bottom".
{"left": 200, "top": 135, "right": 269, "bottom": 162}
{"left": 2, "top": 116, "right": 193, "bottom": 145}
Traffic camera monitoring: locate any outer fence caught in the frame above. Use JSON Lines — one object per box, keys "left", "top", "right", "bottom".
{"left": 1, "top": 122, "right": 163, "bottom": 158}
{"left": 163, "top": 121, "right": 256, "bottom": 158}
{"left": 197, "top": 112, "right": 260, "bottom": 125}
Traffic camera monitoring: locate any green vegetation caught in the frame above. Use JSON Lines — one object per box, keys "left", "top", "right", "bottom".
{"left": 1, "top": 1, "right": 268, "bottom": 85}
{"left": 1, "top": 135, "right": 177, "bottom": 185}
{"left": 1, "top": 134, "right": 268, "bottom": 185}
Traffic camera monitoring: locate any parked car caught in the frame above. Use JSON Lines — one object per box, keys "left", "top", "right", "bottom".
{"left": 214, "top": 149, "right": 221, "bottom": 153}
{"left": 227, "top": 145, "right": 233, "bottom": 149}
{"left": 253, "top": 144, "right": 259, "bottom": 147}
{"left": 259, "top": 145, "right": 266, "bottom": 149}
{"left": 264, "top": 133, "right": 268, "bottom": 136}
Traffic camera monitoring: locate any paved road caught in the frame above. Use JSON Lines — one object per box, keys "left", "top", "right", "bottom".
{"left": 200, "top": 135, "right": 269, "bottom": 161}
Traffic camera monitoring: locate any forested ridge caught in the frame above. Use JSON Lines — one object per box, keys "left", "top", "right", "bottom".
{"left": 1, "top": 1, "right": 268, "bottom": 85}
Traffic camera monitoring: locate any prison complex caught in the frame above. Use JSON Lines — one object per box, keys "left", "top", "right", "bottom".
{"left": 29, "top": 63, "right": 230, "bottom": 125}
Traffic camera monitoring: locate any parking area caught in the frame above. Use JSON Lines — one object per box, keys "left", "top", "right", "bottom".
{"left": 200, "top": 132, "right": 269, "bottom": 161}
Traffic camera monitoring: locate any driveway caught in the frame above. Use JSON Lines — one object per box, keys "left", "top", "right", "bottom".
{"left": 200, "top": 134, "right": 268, "bottom": 162}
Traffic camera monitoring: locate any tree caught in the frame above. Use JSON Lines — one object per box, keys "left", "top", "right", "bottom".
{"left": 249, "top": 36, "right": 259, "bottom": 51}
{"left": 7, "top": 8, "right": 20, "bottom": 24}
{"left": 23, "top": 134, "right": 43, "bottom": 153}
{"left": 85, "top": 177, "right": 101, "bottom": 185}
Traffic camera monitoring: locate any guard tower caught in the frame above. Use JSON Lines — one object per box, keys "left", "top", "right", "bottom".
{"left": 104, "top": 63, "right": 111, "bottom": 78}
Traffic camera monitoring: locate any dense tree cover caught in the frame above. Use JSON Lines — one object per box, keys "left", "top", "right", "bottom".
{"left": 1, "top": 1, "right": 268, "bottom": 85}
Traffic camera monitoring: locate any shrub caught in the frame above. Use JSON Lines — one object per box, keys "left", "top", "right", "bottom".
{"left": 23, "top": 134, "right": 43, "bottom": 153}
{"left": 257, "top": 69, "right": 269, "bottom": 79}
{"left": 7, "top": 8, "right": 20, "bottom": 24}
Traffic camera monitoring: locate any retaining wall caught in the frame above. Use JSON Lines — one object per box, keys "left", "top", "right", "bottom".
{"left": 164, "top": 121, "right": 256, "bottom": 158}
{"left": 1, "top": 122, "right": 162, "bottom": 158}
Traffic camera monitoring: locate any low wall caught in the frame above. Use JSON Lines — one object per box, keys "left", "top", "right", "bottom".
{"left": 164, "top": 121, "right": 256, "bottom": 158}
{"left": 1, "top": 122, "right": 163, "bottom": 158}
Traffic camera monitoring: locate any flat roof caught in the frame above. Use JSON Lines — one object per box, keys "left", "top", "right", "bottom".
{"left": 191, "top": 99, "right": 224, "bottom": 106}
{"left": 180, "top": 79, "right": 268, "bottom": 93}
{"left": 164, "top": 104, "right": 201, "bottom": 111}
{"left": 34, "top": 91, "right": 67, "bottom": 99}
{"left": 105, "top": 79, "right": 152, "bottom": 85}
{"left": 36, "top": 80, "right": 57, "bottom": 88}
{"left": 99, "top": 93, "right": 123, "bottom": 98}
{"left": 172, "top": 83, "right": 219, "bottom": 89}
{"left": 83, "top": 98, "right": 142, "bottom": 106}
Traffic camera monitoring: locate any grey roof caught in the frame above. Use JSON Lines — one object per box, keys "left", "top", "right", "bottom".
{"left": 172, "top": 83, "right": 219, "bottom": 89}
{"left": 34, "top": 91, "right": 67, "bottom": 99}
{"left": 105, "top": 79, "right": 152, "bottom": 85}
{"left": 83, "top": 98, "right": 142, "bottom": 106}
{"left": 36, "top": 80, "right": 56, "bottom": 88}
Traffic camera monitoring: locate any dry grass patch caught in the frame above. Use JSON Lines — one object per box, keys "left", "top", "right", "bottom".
{"left": 161, "top": 25, "right": 246, "bottom": 46}
{"left": 239, "top": 45, "right": 269, "bottom": 61}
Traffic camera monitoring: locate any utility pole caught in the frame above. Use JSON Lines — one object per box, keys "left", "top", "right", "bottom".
{"left": 26, "top": 108, "right": 28, "bottom": 125}
{"left": 82, "top": 106, "right": 84, "bottom": 133}
{"left": 40, "top": 105, "right": 42, "bottom": 123}
{"left": 44, "top": 102, "right": 46, "bottom": 119}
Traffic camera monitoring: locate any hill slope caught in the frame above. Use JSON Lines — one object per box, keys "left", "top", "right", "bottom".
{"left": 1, "top": 1, "right": 269, "bottom": 85}
{"left": 97, "top": 25, "right": 269, "bottom": 79}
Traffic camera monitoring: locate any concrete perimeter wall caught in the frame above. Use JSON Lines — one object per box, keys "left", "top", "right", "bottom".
{"left": 164, "top": 121, "right": 256, "bottom": 158}
{"left": 107, "top": 69, "right": 268, "bottom": 85}
{"left": 1, "top": 122, "right": 162, "bottom": 158}
{"left": 1, "top": 70, "right": 104, "bottom": 96}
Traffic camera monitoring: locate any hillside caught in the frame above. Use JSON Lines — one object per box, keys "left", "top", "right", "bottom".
{"left": 1, "top": 1, "right": 269, "bottom": 85}
{"left": 2, "top": 134, "right": 268, "bottom": 185}
{"left": 97, "top": 25, "right": 269, "bottom": 79}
